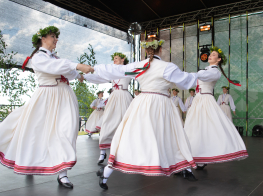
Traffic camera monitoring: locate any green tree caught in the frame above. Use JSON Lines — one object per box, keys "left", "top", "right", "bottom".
{"left": 70, "top": 44, "right": 101, "bottom": 117}
{"left": 0, "top": 30, "right": 36, "bottom": 118}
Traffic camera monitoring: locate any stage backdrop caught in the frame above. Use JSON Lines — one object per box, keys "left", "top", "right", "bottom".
{"left": 141, "top": 13, "right": 263, "bottom": 136}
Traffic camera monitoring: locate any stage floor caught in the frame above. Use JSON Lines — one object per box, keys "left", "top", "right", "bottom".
{"left": 0, "top": 135, "right": 262, "bottom": 196}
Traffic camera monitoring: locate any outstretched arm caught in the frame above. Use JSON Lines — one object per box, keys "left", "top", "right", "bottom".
{"left": 94, "top": 62, "right": 137, "bottom": 80}
{"left": 84, "top": 73, "right": 110, "bottom": 84}
{"left": 163, "top": 62, "right": 197, "bottom": 90}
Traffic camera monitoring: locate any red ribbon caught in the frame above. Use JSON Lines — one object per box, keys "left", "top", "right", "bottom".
{"left": 104, "top": 99, "right": 108, "bottom": 105}
{"left": 60, "top": 75, "right": 69, "bottom": 85}
{"left": 113, "top": 83, "right": 119, "bottom": 90}
{"left": 227, "top": 78, "right": 241, "bottom": 87}
{"left": 22, "top": 56, "right": 31, "bottom": 71}
{"left": 195, "top": 79, "right": 199, "bottom": 93}
{"left": 135, "top": 62, "right": 150, "bottom": 79}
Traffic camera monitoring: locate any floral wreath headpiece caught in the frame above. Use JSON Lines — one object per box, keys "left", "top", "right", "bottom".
{"left": 222, "top": 86, "right": 230, "bottom": 90}
{"left": 32, "top": 26, "right": 60, "bottom": 48}
{"left": 111, "top": 52, "right": 129, "bottom": 64}
{"left": 97, "top": 91, "right": 104, "bottom": 96}
{"left": 107, "top": 88, "right": 112, "bottom": 94}
{"left": 210, "top": 46, "right": 227, "bottom": 65}
{"left": 189, "top": 88, "right": 195, "bottom": 93}
{"left": 141, "top": 39, "right": 165, "bottom": 50}
{"left": 172, "top": 88, "right": 179, "bottom": 92}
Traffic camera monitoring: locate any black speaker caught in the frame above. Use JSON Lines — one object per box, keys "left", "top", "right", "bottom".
{"left": 252, "top": 125, "right": 263, "bottom": 137}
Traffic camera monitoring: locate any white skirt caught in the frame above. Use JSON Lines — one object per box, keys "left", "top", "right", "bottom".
{"left": 220, "top": 104, "right": 233, "bottom": 122}
{"left": 0, "top": 82, "right": 79, "bottom": 175}
{"left": 176, "top": 107, "right": 184, "bottom": 126}
{"left": 108, "top": 93, "right": 197, "bottom": 176}
{"left": 184, "top": 94, "right": 248, "bottom": 164}
{"left": 95, "top": 116, "right": 103, "bottom": 131}
{"left": 99, "top": 90, "right": 133, "bottom": 149}
{"left": 85, "top": 110, "right": 104, "bottom": 134}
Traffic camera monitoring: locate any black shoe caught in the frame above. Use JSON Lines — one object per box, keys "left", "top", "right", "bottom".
{"left": 181, "top": 170, "right": 198, "bottom": 181}
{"left": 174, "top": 171, "right": 182, "bottom": 176}
{"left": 96, "top": 167, "right": 108, "bottom": 190}
{"left": 196, "top": 164, "right": 207, "bottom": 170}
{"left": 97, "top": 153, "right": 107, "bottom": 164}
{"left": 57, "top": 176, "right": 74, "bottom": 189}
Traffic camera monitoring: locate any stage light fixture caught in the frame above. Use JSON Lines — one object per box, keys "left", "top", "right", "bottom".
{"left": 200, "top": 25, "right": 211, "bottom": 32}
{"left": 199, "top": 45, "right": 211, "bottom": 62}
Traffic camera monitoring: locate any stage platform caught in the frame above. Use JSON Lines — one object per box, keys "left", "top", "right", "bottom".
{"left": 0, "top": 135, "right": 262, "bottom": 196}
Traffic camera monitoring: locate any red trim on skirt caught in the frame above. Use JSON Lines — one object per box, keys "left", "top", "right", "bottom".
{"left": 99, "top": 143, "right": 111, "bottom": 149}
{"left": 193, "top": 150, "right": 248, "bottom": 164}
{"left": 108, "top": 154, "right": 197, "bottom": 176}
{"left": 95, "top": 126, "right": 101, "bottom": 130}
{"left": 0, "top": 152, "right": 76, "bottom": 175}
{"left": 85, "top": 129, "right": 99, "bottom": 134}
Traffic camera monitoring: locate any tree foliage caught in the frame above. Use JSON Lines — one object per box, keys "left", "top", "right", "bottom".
{"left": 71, "top": 44, "right": 101, "bottom": 117}
{"left": 0, "top": 30, "right": 36, "bottom": 118}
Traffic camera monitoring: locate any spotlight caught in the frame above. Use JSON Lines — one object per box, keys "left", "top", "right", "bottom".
{"left": 199, "top": 45, "right": 211, "bottom": 62}
{"left": 252, "top": 125, "right": 263, "bottom": 137}
{"left": 200, "top": 24, "right": 211, "bottom": 32}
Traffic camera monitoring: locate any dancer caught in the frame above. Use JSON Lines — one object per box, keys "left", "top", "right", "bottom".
{"left": 171, "top": 88, "right": 186, "bottom": 125}
{"left": 184, "top": 46, "right": 248, "bottom": 170}
{"left": 89, "top": 34, "right": 200, "bottom": 190}
{"left": 95, "top": 88, "right": 112, "bottom": 132}
{"left": 0, "top": 26, "right": 92, "bottom": 189}
{"left": 83, "top": 52, "right": 133, "bottom": 164}
{"left": 85, "top": 91, "right": 105, "bottom": 136}
{"left": 185, "top": 89, "right": 195, "bottom": 112}
{"left": 217, "top": 86, "right": 236, "bottom": 122}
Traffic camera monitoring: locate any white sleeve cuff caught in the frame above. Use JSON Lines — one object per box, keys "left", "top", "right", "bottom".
{"left": 70, "top": 62, "right": 78, "bottom": 70}
{"left": 77, "top": 74, "right": 81, "bottom": 79}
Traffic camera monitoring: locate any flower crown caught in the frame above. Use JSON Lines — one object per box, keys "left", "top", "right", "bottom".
{"left": 210, "top": 46, "right": 227, "bottom": 65}
{"left": 32, "top": 26, "right": 60, "bottom": 48}
{"left": 141, "top": 40, "right": 165, "bottom": 50}
{"left": 172, "top": 88, "right": 179, "bottom": 92}
{"left": 111, "top": 52, "right": 129, "bottom": 64}
{"left": 97, "top": 91, "right": 104, "bottom": 96}
{"left": 189, "top": 88, "right": 195, "bottom": 93}
{"left": 222, "top": 86, "right": 230, "bottom": 90}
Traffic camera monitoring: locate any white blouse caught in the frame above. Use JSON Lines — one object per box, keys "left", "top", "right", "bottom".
{"left": 91, "top": 56, "right": 197, "bottom": 90}
{"left": 185, "top": 96, "right": 195, "bottom": 109}
{"left": 31, "top": 47, "right": 80, "bottom": 80}
{"left": 171, "top": 96, "right": 187, "bottom": 111}
{"left": 217, "top": 94, "right": 236, "bottom": 111}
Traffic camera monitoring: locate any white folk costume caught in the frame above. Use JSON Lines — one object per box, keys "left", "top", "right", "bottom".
{"left": 83, "top": 74, "right": 133, "bottom": 150}
{"left": 185, "top": 95, "right": 195, "bottom": 112}
{"left": 85, "top": 98, "right": 105, "bottom": 134}
{"left": 92, "top": 55, "right": 198, "bottom": 176}
{"left": 95, "top": 98, "right": 108, "bottom": 131}
{"left": 184, "top": 65, "right": 248, "bottom": 165}
{"left": 171, "top": 95, "right": 186, "bottom": 125}
{"left": 217, "top": 94, "right": 236, "bottom": 122}
{"left": 0, "top": 47, "right": 80, "bottom": 175}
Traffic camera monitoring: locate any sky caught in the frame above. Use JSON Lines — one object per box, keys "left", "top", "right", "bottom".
{"left": 0, "top": 0, "right": 131, "bottom": 104}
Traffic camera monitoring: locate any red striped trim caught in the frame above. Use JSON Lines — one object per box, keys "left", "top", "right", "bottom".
{"left": 99, "top": 143, "right": 111, "bottom": 149}
{"left": 95, "top": 126, "right": 101, "bottom": 130}
{"left": 108, "top": 154, "right": 197, "bottom": 176}
{"left": 0, "top": 152, "right": 76, "bottom": 175}
{"left": 193, "top": 150, "right": 248, "bottom": 164}
{"left": 85, "top": 129, "right": 99, "bottom": 134}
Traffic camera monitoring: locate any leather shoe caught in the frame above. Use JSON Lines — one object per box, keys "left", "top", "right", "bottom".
{"left": 57, "top": 176, "right": 73, "bottom": 189}
{"left": 196, "top": 164, "right": 207, "bottom": 170}
{"left": 96, "top": 167, "right": 108, "bottom": 190}
{"left": 97, "top": 153, "right": 107, "bottom": 164}
{"left": 181, "top": 170, "right": 198, "bottom": 181}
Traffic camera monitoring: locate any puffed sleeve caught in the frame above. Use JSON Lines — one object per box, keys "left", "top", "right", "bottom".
{"left": 84, "top": 73, "right": 110, "bottom": 84}
{"left": 63, "top": 70, "right": 81, "bottom": 81}
{"left": 94, "top": 62, "right": 137, "bottom": 81}
{"left": 197, "top": 68, "right": 221, "bottom": 82}
{"left": 90, "top": 99, "right": 97, "bottom": 108}
{"left": 217, "top": 95, "right": 222, "bottom": 105}
{"left": 32, "top": 52, "right": 78, "bottom": 75}
{"left": 228, "top": 95, "right": 236, "bottom": 111}
{"left": 163, "top": 62, "right": 197, "bottom": 90}
{"left": 178, "top": 97, "right": 187, "bottom": 112}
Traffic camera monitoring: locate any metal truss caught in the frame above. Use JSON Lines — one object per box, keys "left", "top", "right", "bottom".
{"left": 140, "top": 0, "right": 263, "bottom": 30}
{"left": 54, "top": 0, "right": 130, "bottom": 31}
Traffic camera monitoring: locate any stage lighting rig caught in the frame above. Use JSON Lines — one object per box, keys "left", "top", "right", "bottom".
{"left": 199, "top": 44, "right": 211, "bottom": 62}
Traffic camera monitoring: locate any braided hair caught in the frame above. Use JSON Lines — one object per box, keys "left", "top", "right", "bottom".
{"left": 145, "top": 37, "right": 161, "bottom": 62}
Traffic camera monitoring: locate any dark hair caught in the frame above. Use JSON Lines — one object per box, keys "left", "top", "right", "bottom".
{"left": 145, "top": 37, "right": 161, "bottom": 63}
{"left": 216, "top": 52, "right": 228, "bottom": 81}
{"left": 30, "top": 39, "right": 42, "bottom": 58}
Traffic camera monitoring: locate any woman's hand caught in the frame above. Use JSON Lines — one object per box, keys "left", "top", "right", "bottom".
{"left": 233, "top": 111, "right": 236, "bottom": 115}
{"left": 92, "top": 106, "right": 96, "bottom": 110}
{"left": 77, "top": 64, "right": 93, "bottom": 74}
{"left": 78, "top": 74, "right": 84, "bottom": 83}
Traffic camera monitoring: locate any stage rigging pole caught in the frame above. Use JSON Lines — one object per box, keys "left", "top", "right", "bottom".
{"left": 197, "top": 19, "right": 200, "bottom": 71}
{"left": 246, "top": 11, "right": 248, "bottom": 136}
